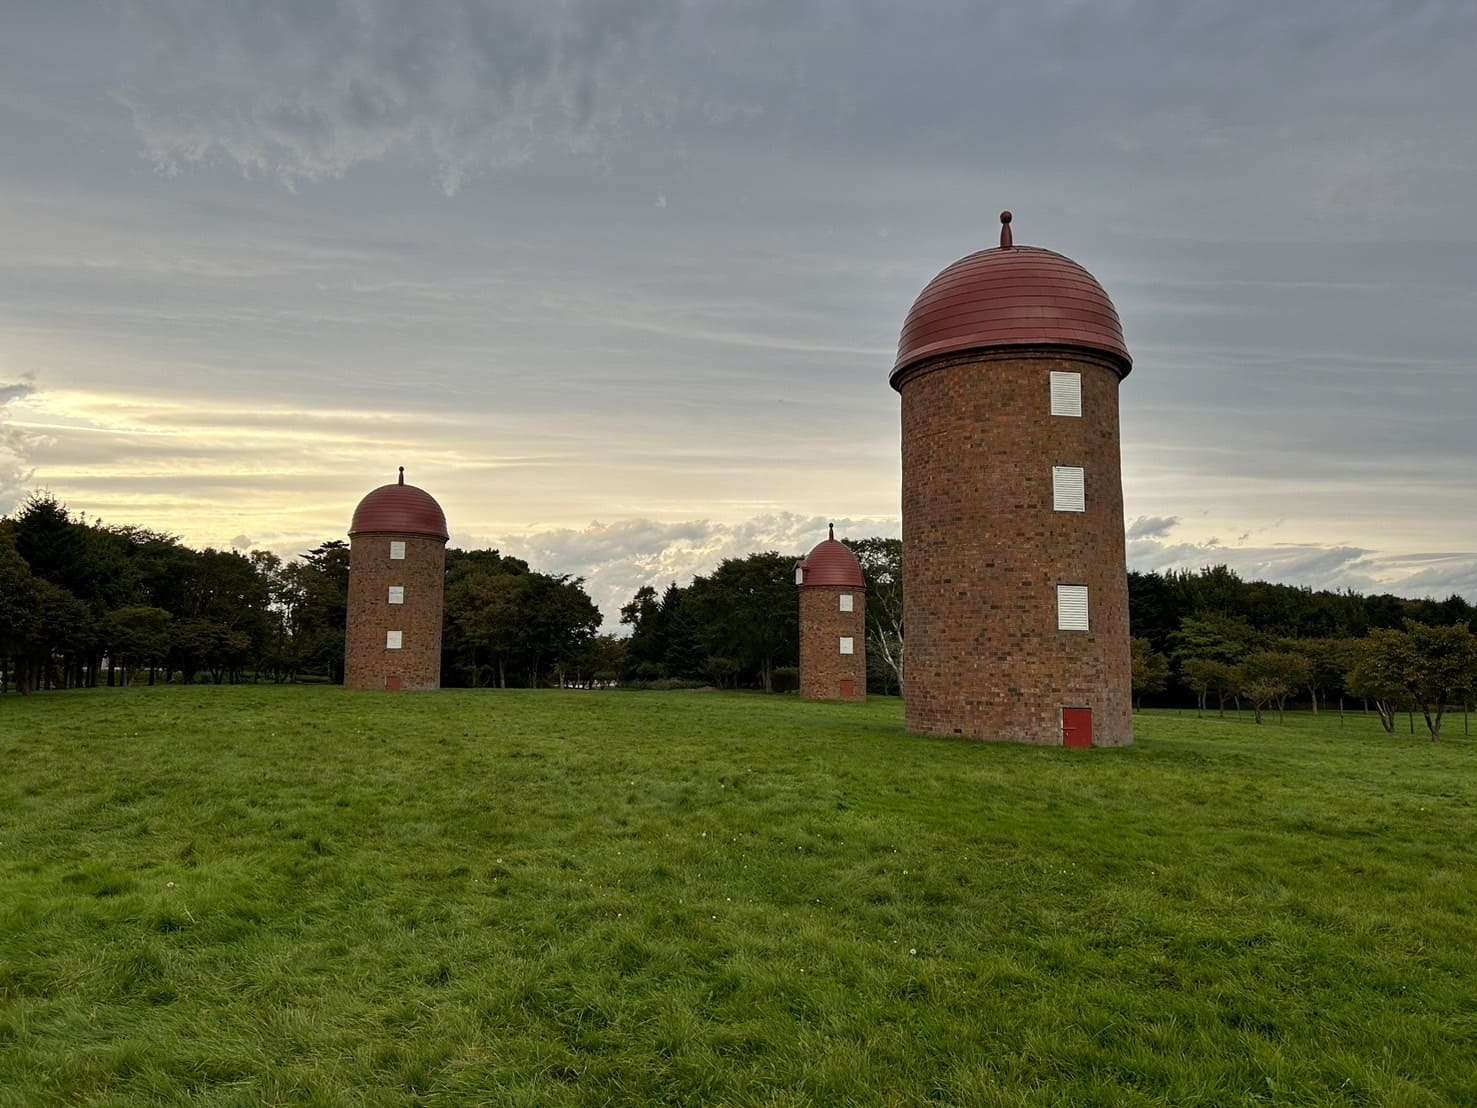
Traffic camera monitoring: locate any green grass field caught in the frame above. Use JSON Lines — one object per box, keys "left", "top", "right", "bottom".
{"left": 1, "top": 688, "right": 1473, "bottom": 1106}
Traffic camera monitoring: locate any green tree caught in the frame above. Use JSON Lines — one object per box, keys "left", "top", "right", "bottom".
{"left": 1234, "top": 652, "right": 1297, "bottom": 725}
{"left": 106, "top": 606, "right": 172, "bottom": 685}
{"left": 1361, "top": 621, "right": 1477, "bottom": 741}
{"left": 1171, "top": 612, "right": 1259, "bottom": 667}
{"left": 1400, "top": 621, "right": 1477, "bottom": 741}
{"left": 183, "top": 549, "right": 273, "bottom": 672}
{"left": 1273, "top": 651, "right": 1313, "bottom": 721}
{"left": 172, "top": 619, "right": 224, "bottom": 685}
{"left": 659, "top": 584, "right": 704, "bottom": 679}
{"left": 1280, "top": 637, "right": 1346, "bottom": 714}
{"left": 12, "top": 493, "right": 87, "bottom": 597}
{"left": 442, "top": 550, "right": 600, "bottom": 688}
{"left": 40, "top": 582, "right": 94, "bottom": 691}
{"left": 1346, "top": 631, "right": 1406, "bottom": 735}
{"left": 702, "top": 654, "right": 741, "bottom": 689}
{"left": 849, "top": 536, "right": 903, "bottom": 694}
{"left": 620, "top": 584, "right": 664, "bottom": 674}
{"left": 1180, "top": 657, "right": 1219, "bottom": 716}
{"left": 1130, "top": 637, "right": 1170, "bottom": 711}
{"left": 583, "top": 635, "right": 628, "bottom": 687}
{"left": 283, "top": 540, "right": 352, "bottom": 682}
{"left": 520, "top": 573, "right": 602, "bottom": 687}
{"left": 686, "top": 553, "right": 797, "bottom": 692}
{"left": 1344, "top": 623, "right": 1477, "bottom": 740}
{"left": 128, "top": 530, "right": 199, "bottom": 617}
{"left": 1129, "top": 564, "right": 1470, "bottom": 659}
{"left": 450, "top": 570, "right": 527, "bottom": 688}
{"left": 0, "top": 539, "right": 41, "bottom": 692}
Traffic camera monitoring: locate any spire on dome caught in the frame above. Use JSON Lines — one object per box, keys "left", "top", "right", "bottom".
{"left": 891, "top": 215, "right": 1131, "bottom": 387}
{"left": 798, "top": 526, "right": 865, "bottom": 588}
{"left": 350, "top": 474, "right": 448, "bottom": 540}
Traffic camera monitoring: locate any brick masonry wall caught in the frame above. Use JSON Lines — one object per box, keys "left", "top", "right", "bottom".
{"left": 345, "top": 532, "right": 446, "bottom": 691}
{"left": 898, "top": 349, "right": 1133, "bottom": 745}
{"left": 799, "top": 585, "right": 867, "bottom": 701}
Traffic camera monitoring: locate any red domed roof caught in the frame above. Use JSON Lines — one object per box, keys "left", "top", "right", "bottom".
{"left": 349, "top": 469, "right": 448, "bottom": 541}
{"left": 891, "top": 212, "right": 1131, "bottom": 388}
{"left": 798, "top": 526, "right": 865, "bottom": 588}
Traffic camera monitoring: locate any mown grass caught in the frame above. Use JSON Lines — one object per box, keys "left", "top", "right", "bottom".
{"left": 0, "top": 688, "right": 1473, "bottom": 1106}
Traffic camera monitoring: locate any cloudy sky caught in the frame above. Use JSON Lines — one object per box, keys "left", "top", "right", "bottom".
{"left": 2, "top": 1, "right": 1474, "bottom": 626}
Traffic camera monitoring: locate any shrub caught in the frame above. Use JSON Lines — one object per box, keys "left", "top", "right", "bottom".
{"left": 616, "top": 678, "right": 710, "bottom": 692}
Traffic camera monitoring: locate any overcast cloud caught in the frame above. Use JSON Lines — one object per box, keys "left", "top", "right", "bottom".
{"left": 2, "top": 1, "right": 1473, "bottom": 627}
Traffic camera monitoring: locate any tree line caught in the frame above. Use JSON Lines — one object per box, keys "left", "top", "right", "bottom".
{"left": 1128, "top": 567, "right": 1477, "bottom": 739}
{"left": 613, "top": 539, "right": 903, "bottom": 694}
{"left": 0, "top": 494, "right": 602, "bottom": 693}
{"left": 0, "top": 494, "right": 905, "bottom": 697}
{"left": 5, "top": 493, "right": 1474, "bottom": 735}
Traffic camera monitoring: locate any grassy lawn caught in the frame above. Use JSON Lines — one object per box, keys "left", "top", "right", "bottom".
{"left": 1, "top": 688, "right": 1474, "bottom": 1106}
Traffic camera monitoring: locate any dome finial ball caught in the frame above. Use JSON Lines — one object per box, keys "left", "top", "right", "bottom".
{"left": 999, "top": 210, "right": 1013, "bottom": 249}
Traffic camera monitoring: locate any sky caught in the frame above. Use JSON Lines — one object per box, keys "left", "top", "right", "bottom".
{"left": 2, "top": 1, "right": 1475, "bottom": 628}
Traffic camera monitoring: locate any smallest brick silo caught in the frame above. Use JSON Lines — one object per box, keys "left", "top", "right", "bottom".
{"left": 796, "top": 524, "right": 867, "bottom": 701}
{"left": 344, "top": 467, "right": 449, "bottom": 691}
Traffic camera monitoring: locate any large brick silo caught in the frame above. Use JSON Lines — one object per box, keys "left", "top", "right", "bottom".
{"left": 891, "top": 212, "right": 1133, "bottom": 747}
{"left": 795, "top": 524, "right": 867, "bottom": 701}
{"left": 344, "top": 468, "right": 448, "bottom": 691}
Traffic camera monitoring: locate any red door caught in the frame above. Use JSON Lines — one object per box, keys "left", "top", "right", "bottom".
{"left": 385, "top": 676, "right": 402, "bottom": 691}
{"left": 1062, "top": 707, "right": 1092, "bottom": 748}
{"left": 839, "top": 679, "right": 856, "bottom": 699}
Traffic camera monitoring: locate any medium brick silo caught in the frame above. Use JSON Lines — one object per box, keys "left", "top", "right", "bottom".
{"left": 891, "top": 212, "right": 1133, "bottom": 746}
{"left": 344, "top": 468, "right": 449, "bottom": 691}
{"left": 795, "top": 524, "right": 867, "bottom": 701}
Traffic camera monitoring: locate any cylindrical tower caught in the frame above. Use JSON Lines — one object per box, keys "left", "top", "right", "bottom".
{"left": 796, "top": 524, "right": 867, "bottom": 702}
{"left": 344, "top": 468, "right": 448, "bottom": 691}
{"left": 891, "top": 212, "right": 1133, "bottom": 746}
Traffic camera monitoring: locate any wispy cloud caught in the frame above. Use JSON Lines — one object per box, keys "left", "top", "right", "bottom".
{"left": 1125, "top": 517, "right": 1476, "bottom": 602}
{"left": 471, "top": 513, "right": 897, "bottom": 631}
{"left": 1126, "top": 515, "right": 1180, "bottom": 541}
{"left": 0, "top": 375, "right": 43, "bottom": 513}
{"left": 112, "top": 0, "right": 690, "bottom": 193}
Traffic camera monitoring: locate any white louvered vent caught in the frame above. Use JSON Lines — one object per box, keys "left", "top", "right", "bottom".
{"left": 387, "top": 586, "right": 405, "bottom": 605}
{"left": 794, "top": 565, "right": 805, "bottom": 586}
{"left": 389, "top": 541, "right": 406, "bottom": 560}
{"left": 839, "top": 593, "right": 854, "bottom": 613}
{"left": 839, "top": 636, "right": 855, "bottom": 656}
{"left": 1056, "top": 585, "right": 1090, "bottom": 631}
{"left": 1050, "top": 371, "right": 1082, "bottom": 417}
{"left": 386, "top": 630, "right": 403, "bottom": 650}
{"left": 1052, "top": 466, "right": 1086, "bottom": 512}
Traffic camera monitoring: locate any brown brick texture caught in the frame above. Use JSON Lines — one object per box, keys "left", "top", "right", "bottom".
{"left": 898, "top": 350, "right": 1133, "bottom": 745}
{"left": 799, "top": 585, "right": 867, "bottom": 701}
{"left": 344, "top": 532, "right": 446, "bottom": 691}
